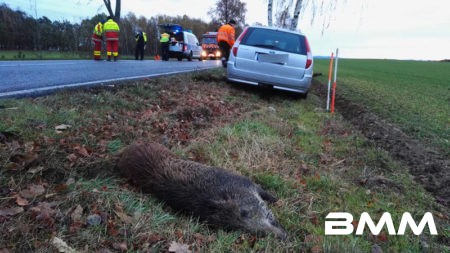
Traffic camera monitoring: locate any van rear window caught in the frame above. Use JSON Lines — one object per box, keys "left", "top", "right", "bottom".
{"left": 241, "top": 28, "right": 306, "bottom": 55}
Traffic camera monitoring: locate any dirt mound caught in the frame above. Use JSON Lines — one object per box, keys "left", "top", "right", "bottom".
{"left": 311, "top": 80, "right": 450, "bottom": 206}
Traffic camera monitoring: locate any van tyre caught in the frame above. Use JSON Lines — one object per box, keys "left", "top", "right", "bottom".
{"left": 188, "top": 51, "right": 193, "bottom": 61}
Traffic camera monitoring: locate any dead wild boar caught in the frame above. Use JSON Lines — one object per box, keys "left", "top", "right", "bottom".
{"left": 116, "top": 142, "right": 287, "bottom": 239}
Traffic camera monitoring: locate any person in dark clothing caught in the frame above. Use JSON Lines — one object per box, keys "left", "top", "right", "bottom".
{"left": 135, "top": 31, "right": 147, "bottom": 60}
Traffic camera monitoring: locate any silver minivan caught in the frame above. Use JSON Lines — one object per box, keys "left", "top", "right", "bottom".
{"left": 227, "top": 26, "right": 313, "bottom": 96}
{"left": 168, "top": 31, "right": 202, "bottom": 61}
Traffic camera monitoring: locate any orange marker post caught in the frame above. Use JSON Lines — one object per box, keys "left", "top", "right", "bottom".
{"left": 330, "top": 48, "right": 339, "bottom": 114}
{"left": 326, "top": 52, "right": 334, "bottom": 111}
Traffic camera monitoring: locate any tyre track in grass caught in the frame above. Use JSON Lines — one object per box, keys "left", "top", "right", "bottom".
{"left": 311, "top": 79, "right": 450, "bottom": 207}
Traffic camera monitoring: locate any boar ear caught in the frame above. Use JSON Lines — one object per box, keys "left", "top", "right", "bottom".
{"left": 257, "top": 186, "right": 278, "bottom": 203}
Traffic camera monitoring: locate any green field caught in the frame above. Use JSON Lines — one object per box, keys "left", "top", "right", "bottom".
{"left": 313, "top": 58, "right": 450, "bottom": 155}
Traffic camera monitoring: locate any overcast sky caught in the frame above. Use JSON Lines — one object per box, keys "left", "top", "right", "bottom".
{"left": 2, "top": 0, "right": 449, "bottom": 60}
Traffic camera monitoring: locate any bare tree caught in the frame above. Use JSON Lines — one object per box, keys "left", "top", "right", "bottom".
{"left": 103, "top": 0, "right": 120, "bottom": 21}
{"left": 208, "top": 0, "right": 247, "bottom": 27}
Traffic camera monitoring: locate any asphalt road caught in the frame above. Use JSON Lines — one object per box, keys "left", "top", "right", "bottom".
{"left": 0, "top": 59, "right": 221, "bottom": 98}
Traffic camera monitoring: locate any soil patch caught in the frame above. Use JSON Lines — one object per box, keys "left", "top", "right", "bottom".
{"left": 311, "top": 79, "right": 450, "bottom": 206}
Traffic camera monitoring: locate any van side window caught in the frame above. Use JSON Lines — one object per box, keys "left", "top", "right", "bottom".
{"left": 188, "top": 34, "right": 196, "bottom": 44}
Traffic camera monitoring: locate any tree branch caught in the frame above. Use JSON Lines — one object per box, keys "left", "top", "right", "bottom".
{"left": 103, "top": 0, "right": 114, "bottom": 17}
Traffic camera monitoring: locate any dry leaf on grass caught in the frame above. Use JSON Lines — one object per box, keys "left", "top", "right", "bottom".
{"left": 168, "top": 241, "right": 191, "bottom": 253}
{"left": 0, "top": 207, "right": 24, "bottom": 216}
{"left": 30, "top": 202, "right": 58, "bottom": 227}
{"left": 310, "top": 245, "right": 323, "bottom": 253}
{"left": 19, "top": 184, "right": 45, "bottom": 199}
{"left": 51, "top": 237, "right": 77, "bottom": 253}
{"left": 5, "top": 162, "right": 21, "bottom": 171}
{"left": 15, "top": 195, "right": 29, "bottom": 206}
{"left": 70, "top": 205, "right": 83, "bottom": 222}
{"left": 74, "top": 145, "right": 90, "bottom": 157}
{"left": 66, "top": 154, "right": 77, "bottom": 163}
{"left": 27, "top": 166, "right": 45, "bottom": 174}
{"left": 55, "top": 124, "right": 72, "bottom": 133}
{"left": 10, "top": 152, "right": 38, "bottom": 167}
{"left": 114, "top": 210, "right": 133, "bottom": 224}
{"left": 112, "top": 242, "right": 127, "bottom": 252}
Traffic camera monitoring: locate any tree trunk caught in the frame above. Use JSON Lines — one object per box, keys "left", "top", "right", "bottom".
{"left": 103, "top": 0, "right": 121, "bottom": 21}
{"left": 115, "top": 0, "right": 121, "bottom": 20}
{"left": 225, "top": 0, "right": 229, "bottom": 24}
{"left": 268, "top": 0, "right": 273, "bottom": 26}
{"left": 103, "top": 0, "right": 114, "bottom": 17}
{"left": 290, "top": 0, "right": 303, "bottom": 30}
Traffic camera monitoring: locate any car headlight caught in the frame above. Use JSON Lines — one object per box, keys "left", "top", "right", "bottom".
{"left": 216, "top": 51, "right": 221, "bottom": 57}
{"left": 202, "top": 51, "right": 207, "bottom": 57}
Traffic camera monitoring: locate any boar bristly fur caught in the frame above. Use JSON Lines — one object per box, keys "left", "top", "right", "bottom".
{"left": 117, "top": 142, "right": 287, "bottom": 239}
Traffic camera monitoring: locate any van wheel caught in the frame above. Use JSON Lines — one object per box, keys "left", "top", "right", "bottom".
{"left": 177, "top": 56, "right": 182, "bottom": 61}
{"left": 188, "top": 51, "right": 193, "bottom": 61}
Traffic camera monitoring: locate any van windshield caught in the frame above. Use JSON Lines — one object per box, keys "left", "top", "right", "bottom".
{"left": 202, "top": 37, "right": 217, "bottom": 44}
{"left": 241, "top": 28, "right": 306, "bottom": 55}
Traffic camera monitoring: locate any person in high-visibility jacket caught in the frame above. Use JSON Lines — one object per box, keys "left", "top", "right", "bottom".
{"left": 217, "top": 19, "right": 236, "bottom": 67}
{"left": 160, "top": 32, "right": 170, "bottom": 61}
{"left": 103, "top": 16, "right": 120, "bottom": 61}
{"left": 135, "top": 31, "right": 147, "bottom": 60}
{"left": 91, "top": 21, "right": 103, "bottom": 60}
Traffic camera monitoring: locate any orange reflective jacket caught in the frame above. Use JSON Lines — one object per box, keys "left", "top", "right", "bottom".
{"left": 217, "top": 24, "right": 235, "bottom": 47}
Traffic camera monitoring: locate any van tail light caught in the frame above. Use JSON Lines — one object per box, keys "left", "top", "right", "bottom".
{"left": 232, "top": 47, "right": 238, "bottom": 56}
{"left": 232, "top": 27, "right": 250, "bottom": 57}
{"left": 183, "top": 44, "right": 187, "bottom": 51}
{"left": 304, "top": 37, "right": 312, "bottom": 69}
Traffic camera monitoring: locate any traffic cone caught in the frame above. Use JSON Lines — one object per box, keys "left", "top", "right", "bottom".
{"left": 155, "top": 54, "right": 161, "bottom": 60}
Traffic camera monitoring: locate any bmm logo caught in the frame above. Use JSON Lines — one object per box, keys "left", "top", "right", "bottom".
{"left": 325, "top": 212, "right": 438, "bottom": 235}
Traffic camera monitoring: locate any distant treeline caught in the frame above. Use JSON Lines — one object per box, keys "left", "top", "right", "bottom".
{"left": 0, "top": 3, "right": 222, "bottom": 56}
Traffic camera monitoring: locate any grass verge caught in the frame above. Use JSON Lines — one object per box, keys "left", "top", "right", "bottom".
{"left": 0, "top": 69, "right": 448, "bottom": 252}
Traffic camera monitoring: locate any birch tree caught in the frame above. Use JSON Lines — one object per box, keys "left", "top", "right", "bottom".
{"left": 289, "top": 0, "right": 302, "bottom": 30}
{"left": 268, "top": 0, "right": 340, "bottom": 32}
{"left": 268, "top": 0, "right": 273, "bottom": 26}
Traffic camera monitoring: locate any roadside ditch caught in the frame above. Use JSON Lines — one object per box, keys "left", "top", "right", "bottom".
{"left": 310, "top": 79, "right": 449, "bottom": 207}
